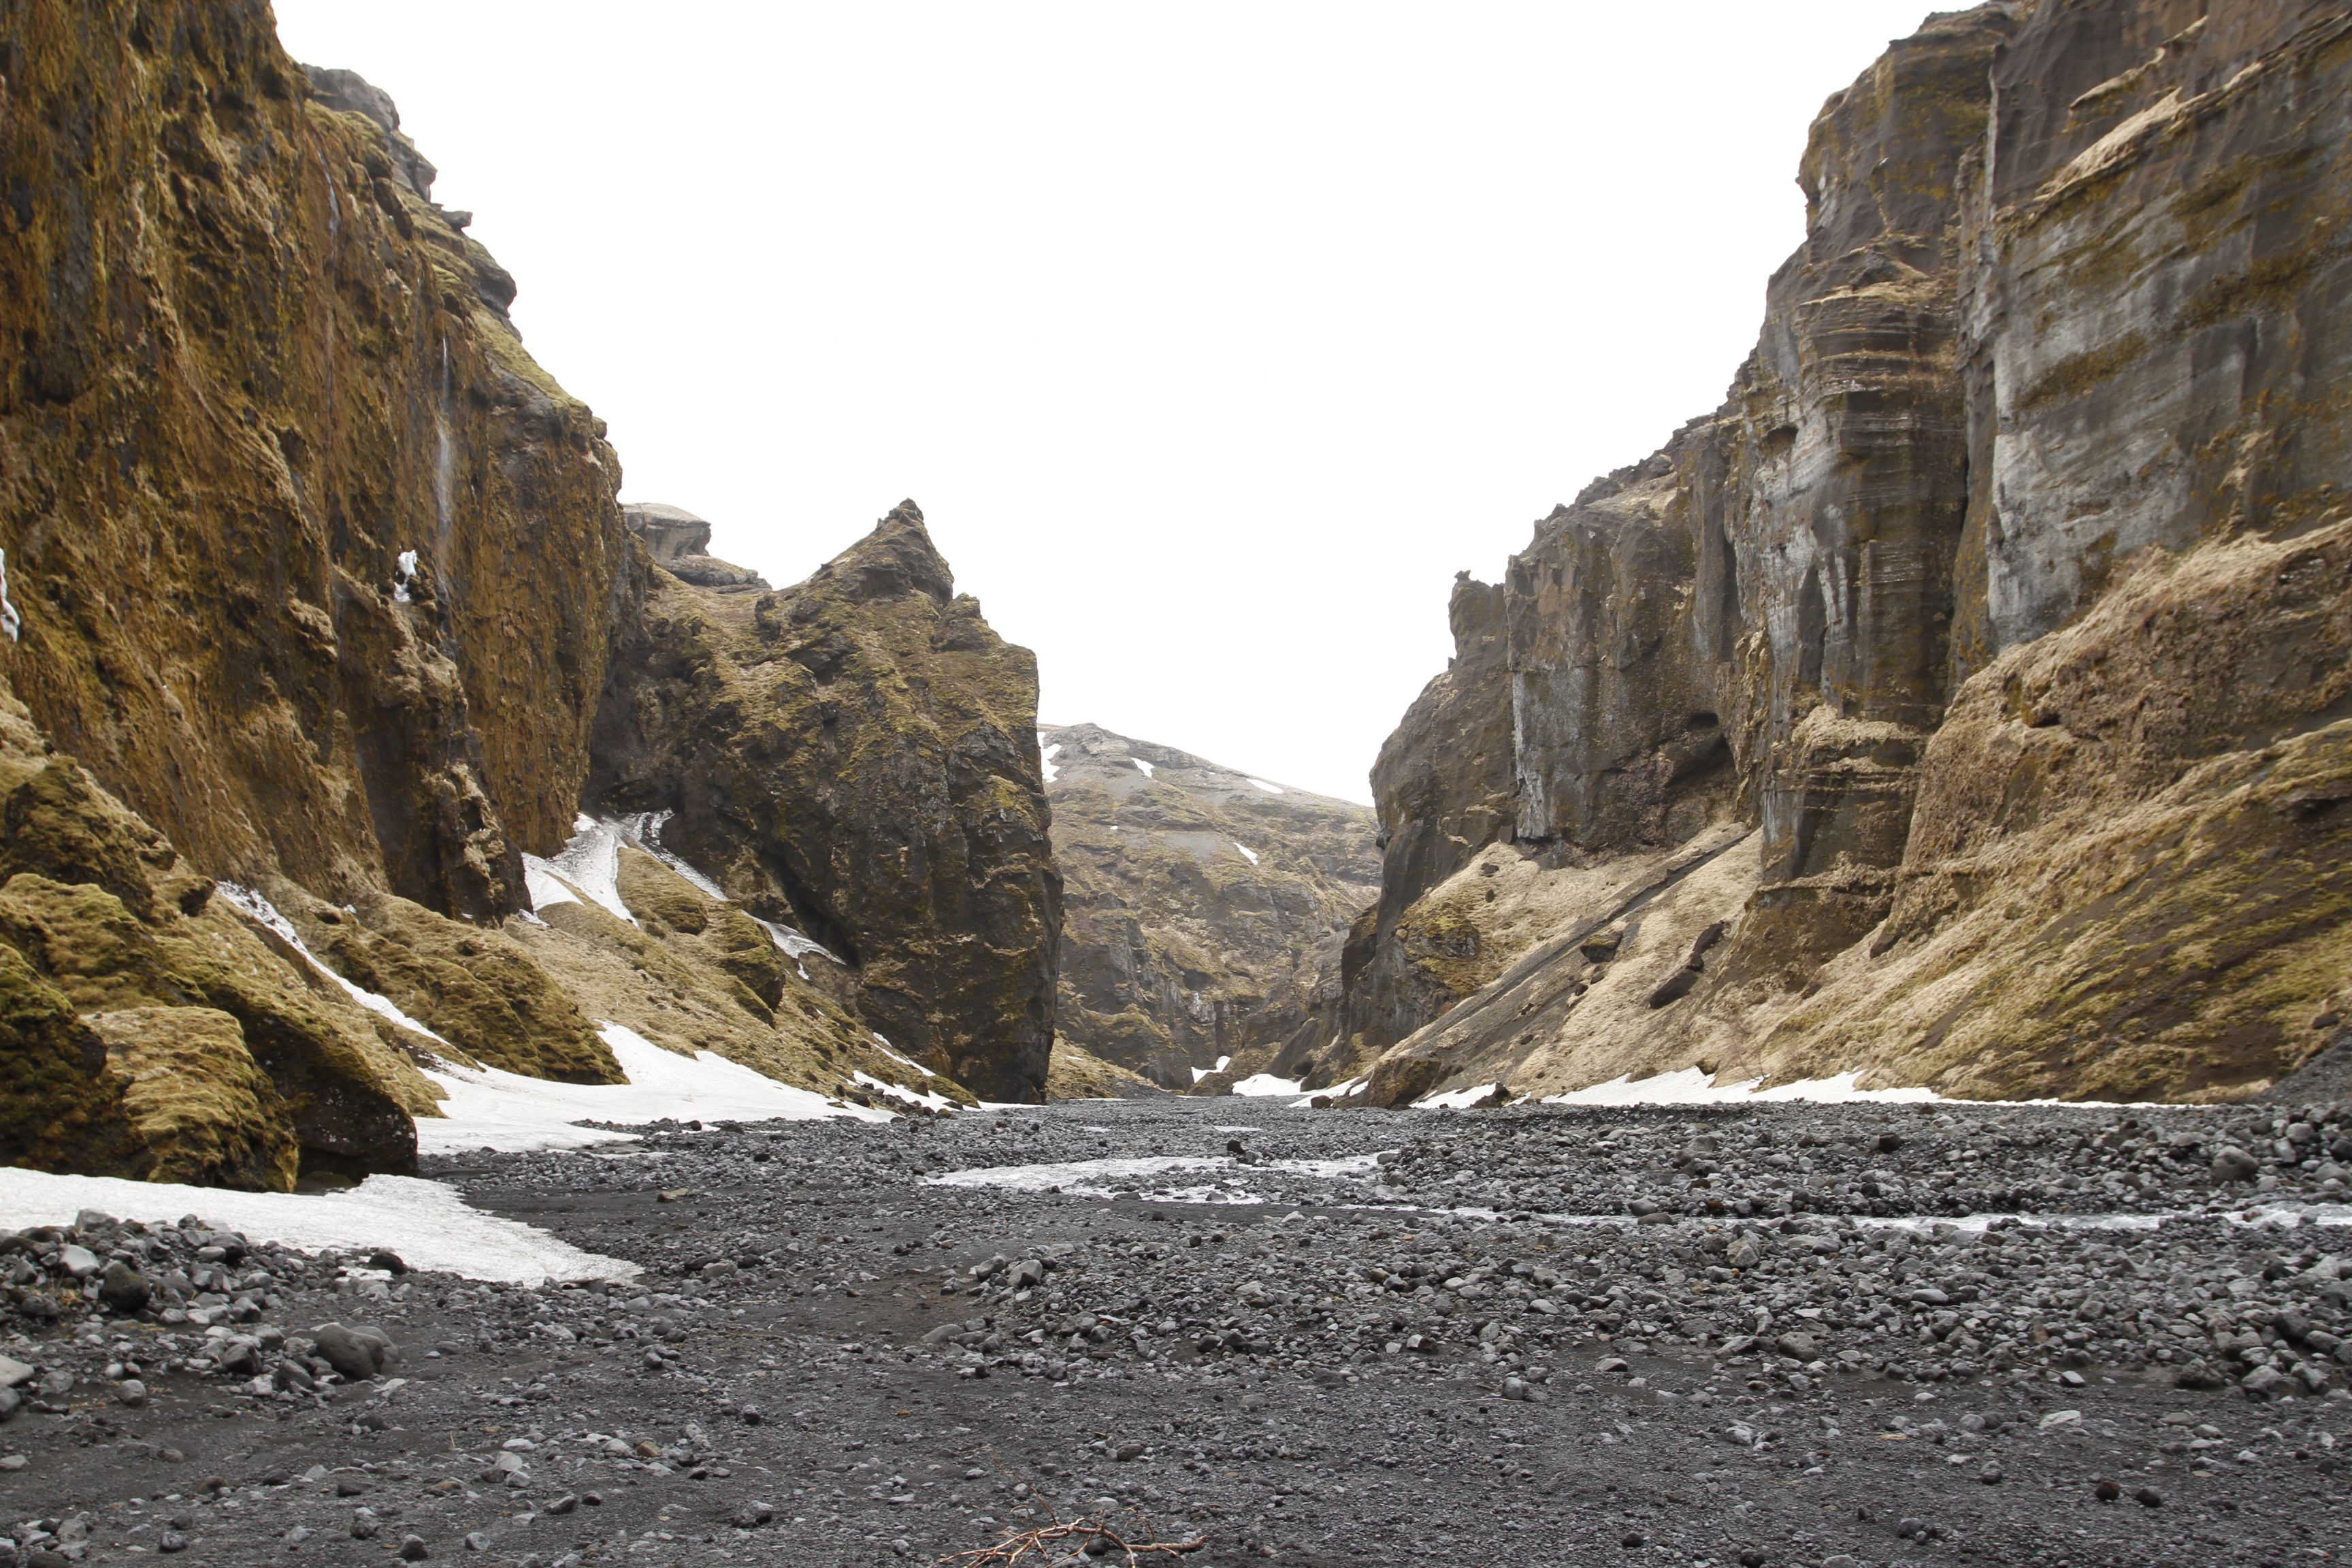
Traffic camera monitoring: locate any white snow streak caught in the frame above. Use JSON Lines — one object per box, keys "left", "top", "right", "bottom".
{"left": 1130, "top": 757, "right": 1156, "bottom": 778}
{"left": 213, "top": 883, "right": 450, "bottom": 1046}
{"left": 1243, "top": 778, "right": 1285, "bottom": 794}
{"left": 1232, "top": 843, "right": 1260, "bottom": 866}
{"left": 0, "top": 1168, "right": 631, "bottom": 1284}
{"left": 1228, "top": 1072, "right": 1305, "bottom": 1097}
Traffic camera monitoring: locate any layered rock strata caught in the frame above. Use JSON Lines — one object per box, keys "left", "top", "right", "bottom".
{"left": 1350, "top": 0, "right": 2352, "bottom": 1108}
{"left": 0, "top": 3, "right": 1062, "bottom": 1179}
{"left": 1041, "top": 723, "right": 1378, "bottom": 1091}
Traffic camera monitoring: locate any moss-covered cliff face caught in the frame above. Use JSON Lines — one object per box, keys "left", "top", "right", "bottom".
{"left": 0, "top": 1, "right": 629, "bottom": 920}
{"left": 1352, "top": 0, "right": 2352, "bottom": 1109}
{"left": 590, "top": 503, "right": 1062, "bottom": 1104}
{"left": 0, "top": 4, "right": 1050, "bottom": 1179}
{"left": 1041, "top": 723, "right": 1378, "bottom": 1091}
{"left": 0, "top": 672, "right": 437, "bottom": 1186}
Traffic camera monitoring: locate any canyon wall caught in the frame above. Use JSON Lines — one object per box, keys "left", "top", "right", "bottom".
{"left": 1348, "top": 0, "right": 2352, "bottom": 1108}
{"left": 1041, "top": 723, "right": 1377, "bottom": 1091}
{"left": 0, "top": 2, "right": 1060, "bottom": 1179}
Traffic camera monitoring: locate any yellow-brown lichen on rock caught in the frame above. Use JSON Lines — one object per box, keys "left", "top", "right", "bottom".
{"left": 0, "top": 671, "right": 427, "bottom": 1183}
{"left": 591, "top": 504, "right": 1060, "bottom": 1102}
{"left": 276, "top": 889, "right": 620, "bottom": 1084}
{"left": 86, "top": 1007, "right": 299, "bottom": 1190}
{"left": 1044, "top": 1035, "right": 1164, "bottom": 1102}
{"left": 0, "top": 942, "right": 142, "bottom": 1176}
{"left": 506, "top": 844, "right": 975, "bottom": 1109}
{"left": 0, "top": 2, "right": 629, "bottom": 919}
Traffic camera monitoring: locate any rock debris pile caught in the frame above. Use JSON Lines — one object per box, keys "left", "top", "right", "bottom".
{"left": 0, "top": 1097, "right": 2345, "bottom": 1568}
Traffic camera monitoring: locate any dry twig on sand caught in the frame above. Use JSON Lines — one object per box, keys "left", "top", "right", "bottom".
{"left": 932, "top": 1513, "right": 1206, "bottom": 1568}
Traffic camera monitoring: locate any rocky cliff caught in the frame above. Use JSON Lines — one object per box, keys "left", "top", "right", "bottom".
{"left": 590, "top": 503, "right": 1062, "bottom": 1105}
{"left": 0, "top": 2, "right": 1058, "bottom": 1182}
{"left": 1042, "top": 723, "right": 1379, "bottom": 1090}
{"left": 1347, "top": 0, "right": 2352, "bottom": 1109}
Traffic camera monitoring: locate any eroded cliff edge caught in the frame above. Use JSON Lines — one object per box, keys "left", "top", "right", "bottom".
{"left": 0, "top": 1, "right": 1060, "bottom": 1181}
{"left": 1346, "top": 0, "right": 2352, "bottom": 1109}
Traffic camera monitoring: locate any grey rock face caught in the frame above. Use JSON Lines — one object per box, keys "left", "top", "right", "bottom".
{"left": 1349, "top": 1, "right": 2352, "bottom": 1108}
{"left": 622, "top": 503, "right": 772, "bottom": 591}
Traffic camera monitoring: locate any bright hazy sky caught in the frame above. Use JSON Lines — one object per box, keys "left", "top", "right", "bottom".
{"left": 273, "top": 1, "right": 1937, "bottom": 805}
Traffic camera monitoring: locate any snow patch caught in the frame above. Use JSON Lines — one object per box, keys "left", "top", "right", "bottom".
{"left": 542, "top": 816, "right": 634, "bottom": 925}
{"left": 927, "top": 1152, "right": 1379, "bottom": 1200}
{"left": 418, "top": 1022, "right": 891, "bottom": 1155}
{"left": 1539, "top": 1068, "right": 1946, "bottom": 1109}
{"left": 748, "top": 914, "right": 841, "bottom": 968}
{"left": 610, "top": 810, "right": 729, "bottom": 900}
{"left": 0, "top": 547, "right": 20, "bottom": 641}
{"left": 393, "top": 547, "right": 419, "bottom": 605}
{"left": 1187, "top": 1055, "right": 1232, "bottom": 1084}
{"left": 1228, "top": 1072, "right": 1304, "bottom": 1097}
{"left": 1042, "top": 742, "right": 1062, "bottom": 783}
{"left": 1130, "top": 757, "right": 1155, "bottom": 778}
{"left": 1232, "top": 843, "right": 1260, "bottom": 866}
{"left": 214, "top": 883, "right": 451, "bottom": 1046}
{"left": 0, "top": 1167, "right": 632, "bottom": 1284}
{"left": 852, "top": 1070, "right": 956, "bottom": 1113}
{"left": 1414, "top": 1081, "right": 1502, "bottom": 1110}
{"left": 1292, "top": 1075, "right": 1366, "bottom": 1107}
{"left": 1243, "top": 777, "right": 1284, "bottom": 794}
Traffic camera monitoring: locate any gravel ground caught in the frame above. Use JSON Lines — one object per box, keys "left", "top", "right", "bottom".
{"left": 1, "top": 1094, "right": 2348, "bottom": 1568}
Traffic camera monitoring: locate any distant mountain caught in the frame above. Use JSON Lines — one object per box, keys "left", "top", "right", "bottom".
{"left": 1041, "top": 723, "right": 1379, "bottom": 1090}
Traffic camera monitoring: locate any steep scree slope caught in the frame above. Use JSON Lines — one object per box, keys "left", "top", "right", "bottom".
{"left": 1042, "top": 723, "right": 1378, "bottom": 1091}
{"left": 1348, "top": 0, "right": 2352, "bottom": 1109}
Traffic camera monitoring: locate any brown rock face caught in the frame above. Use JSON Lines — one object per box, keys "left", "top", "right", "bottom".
{"left": 0, "top": 8, "right": 628, "bottom": 919}
{"left": 1043, "top": 723, "right": 1379, "bottom": 1090}
{"left": 0, "top": 676, "right": 429, "bottom": 1185}
{"left": 591, "top": 503, "right": 1061, "bottom": 1103}
{"left": 1349, "top": 1, "right": 2352, "bottom": 1107}
{"left": 0, "top": 7, "right": 1059, "bottom": 1171}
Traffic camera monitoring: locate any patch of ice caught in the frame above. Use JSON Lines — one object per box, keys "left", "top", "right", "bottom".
{"left": 1228, "top": 1072, "right": 1305, "bottom": 1098}
{"left": 418, "top": 1022, "right": 890, "bottom": 1154}
{"left": 1042, "top": 742, "right": 1062, "bottom": 784}
{"left": 0, "top": 546, "right": 20, "bottom": 641}
{"left": 544, "top": 817, "right": 634, "bottom": 925}
{"left": 1243, "top": 777, "right": 1284, "bottom": 794}
{"left": 1232, "top": 843, "right": 1260, "bottom": 865}
{"left": 0, "top": 1167, "right": 632, "bottom": 1284}
{"left": 214, "top": 883, "right": 451, "bottom": 1047}
{"left": 1130, "top": 757, "right": 1155, "bottom": 778}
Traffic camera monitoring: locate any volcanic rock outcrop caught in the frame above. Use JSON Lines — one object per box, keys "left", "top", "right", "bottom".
{"left": 589, "top": 504, "right": 1062, "bottom": 1105}
{"left": 0, "top": 2, "right": 1058, "bottom": 1180}
{"left": 1345, "top": 0, "right": 2352, "bottom": 1109}
{"left": 1043, "top": 723, "right": 1378, "bottom": 1090}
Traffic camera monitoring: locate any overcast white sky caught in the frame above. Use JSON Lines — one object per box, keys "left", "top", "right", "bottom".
{"left": 274, "top": 1, "right": 1936, "bottom": 804}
